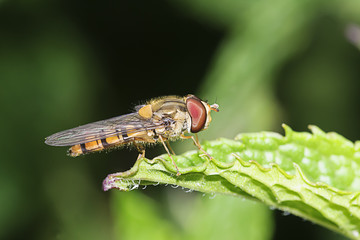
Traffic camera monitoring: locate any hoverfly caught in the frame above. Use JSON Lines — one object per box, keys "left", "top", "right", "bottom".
{"left": 45, "top": 94, "right": 219, "bottom": 175}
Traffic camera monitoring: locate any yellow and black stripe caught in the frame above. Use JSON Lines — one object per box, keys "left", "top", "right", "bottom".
{"left": 69, "top": 134, "right": 125, "bottom": 157}
{"left": 68, "top": 128, "right": 155, "bottom": 157}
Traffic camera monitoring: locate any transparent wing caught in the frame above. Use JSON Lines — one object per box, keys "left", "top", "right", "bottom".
{"left": 45, "top": 113, "right": 165, "bottom": 146}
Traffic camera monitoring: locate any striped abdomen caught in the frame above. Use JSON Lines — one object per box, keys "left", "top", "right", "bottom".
{"left": 68, "top": 135, "right": 124, "bottom": 157}
{"left": 68, "top": 130, "right": 156, "bottom": 157}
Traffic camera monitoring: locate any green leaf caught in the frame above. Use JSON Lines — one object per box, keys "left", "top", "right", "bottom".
{"left": 103, "top": 125, "right": 360, "bottom": 240}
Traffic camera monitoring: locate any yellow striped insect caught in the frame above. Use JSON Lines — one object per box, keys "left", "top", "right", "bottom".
{"left": 45, "top": 94, "right": 219, "bottom": 175}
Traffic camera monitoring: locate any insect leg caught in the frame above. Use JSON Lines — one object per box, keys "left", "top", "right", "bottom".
{"left": 165, "top": 141, "right": 176, "bottom": 155}
{"left": 159, "top": 135, "right": 180, "bottom": 176}
{"left": 180, "top": 133, "right": 213, "bottom": 160}
{"left": 137, "top": 150, "right": 145, "bottom": 160}
{"left": 133, "top": 142, "right": 146, "bottom": 160}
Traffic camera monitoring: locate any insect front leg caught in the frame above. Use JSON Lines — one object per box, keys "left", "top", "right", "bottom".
{"left": 180, "top": 133, "right": 213, "bottom": 160}
{"left": 159, "top": 135, "right": 180, "bottom": 176}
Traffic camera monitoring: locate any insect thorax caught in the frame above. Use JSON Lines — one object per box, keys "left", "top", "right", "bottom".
{"left": 151, "top": 100, "right": 189, "bottom": 139}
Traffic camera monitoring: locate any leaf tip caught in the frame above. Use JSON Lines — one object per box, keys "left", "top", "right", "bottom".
{"left": 308, "top": 125, "right": 324, "bottom": 135}
{"left": 103, "top": 175, "right": 117, "bottom": 191}
{"left": 281, "top": 123, "right": 293, "bottom": 137}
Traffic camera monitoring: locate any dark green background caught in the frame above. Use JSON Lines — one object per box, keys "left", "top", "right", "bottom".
{"left": 1, "top": 0, "right": 360, "bottom": 239}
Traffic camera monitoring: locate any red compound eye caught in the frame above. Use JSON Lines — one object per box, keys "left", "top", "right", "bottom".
{"left": 186, "top": 96, "right": 207, "bottom": 133}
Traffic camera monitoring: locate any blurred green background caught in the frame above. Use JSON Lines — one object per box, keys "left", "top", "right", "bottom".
{"left": 1, "top": 0, "right": 360, "bottom": 239}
